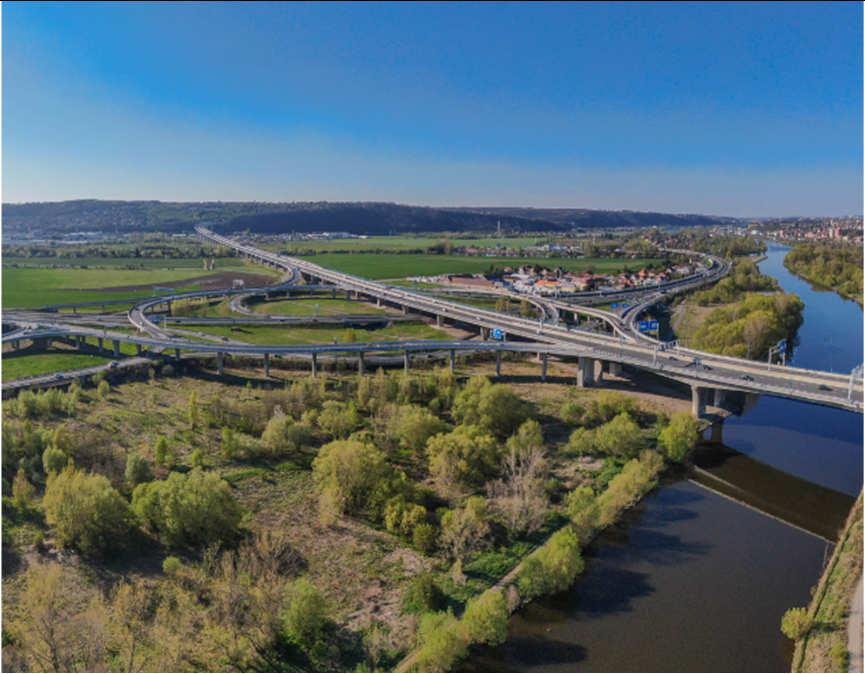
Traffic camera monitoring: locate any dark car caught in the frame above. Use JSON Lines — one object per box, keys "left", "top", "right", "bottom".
{"left": 818, "top": 384, "right": 832, "bottom": 391}
{"left": 742, "top": 374, "right": 754, "bottom": 381}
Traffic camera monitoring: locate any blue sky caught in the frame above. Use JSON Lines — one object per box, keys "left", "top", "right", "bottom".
{"left": 3, "top": 1, "right": 862, "bottom": 216}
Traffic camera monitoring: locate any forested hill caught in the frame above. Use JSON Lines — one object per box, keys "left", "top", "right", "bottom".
{"left": 3, "top": 200, "right": 737, "bottom": 237}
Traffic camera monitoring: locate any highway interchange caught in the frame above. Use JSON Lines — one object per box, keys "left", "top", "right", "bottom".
{"left": 3, "top": 227, "right": 862, "bottom": 413}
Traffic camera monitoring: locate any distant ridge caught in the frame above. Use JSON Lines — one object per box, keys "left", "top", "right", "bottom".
{"left": 2, "top": 199, "right": 740, "bottom": 237}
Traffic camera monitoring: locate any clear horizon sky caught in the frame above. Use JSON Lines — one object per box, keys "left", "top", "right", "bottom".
{"left": 3, "top": 2, "right": 862, "bottom": 217}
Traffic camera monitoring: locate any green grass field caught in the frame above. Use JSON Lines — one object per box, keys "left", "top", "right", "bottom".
{"left": 249, "top": 298, "right": 390, "bottom": 317}
{"left": 263, "top": 235, "right": 551, "bottom": 253}
{"left": 3, "top": 256, "right": 246, "bottom": 270}
{"left": 308, "top": 253, "right": 662, "bottom": 279}
{"left": 2, "top": 260, "right": 277, "bottom": 308}
{"left": 186, "top": 322, "right": 450, "bottom": 346}
{"left": 2, "top": 352, "right": 114, "bottom": 381}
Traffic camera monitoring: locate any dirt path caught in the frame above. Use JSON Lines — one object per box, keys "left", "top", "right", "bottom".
{"left": 848, "top": 575, "right": 863, "bottom": 673}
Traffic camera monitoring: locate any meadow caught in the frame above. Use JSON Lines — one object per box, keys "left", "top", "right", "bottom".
{"left": 2, "top": 351, "right": 113, "bottom": 381}
{"left": 181, "top": 321, "right": 452, "bottom": 346}
{"left": 2, "top": 260, "right": 277, "bottom": 308}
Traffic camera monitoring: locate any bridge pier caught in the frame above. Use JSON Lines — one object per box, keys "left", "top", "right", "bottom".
{"left": 541, "top": 353, "right": 549, "bottom": 382}
{"left": 402, "top": 305, "right": 407, "bottom": 316}
{"left": 112, "top": 340, "right": 120, "bottom": 358}
{"left": 691, "top": 385, "right": 705, "bottom": 418}
{"left": 97, "top": 337, "right": 104, "bottom": 353}
{"left": 577, "top": 357, "right": 596, "bottom": 387}
{"left": 263, "top": 352, "right": 270, "bottom": 378}
{"left": 495, "top": 350, "right": 502, "bottom": 376}
{"left": 713, "top": 388, "right": 726, "bottom": 409}
{"left": 311, "top": 352, "right": 318, "bottom": 378}
{"left": 75, "top": 336, "right": 84, "bottom": 350}
{"left": 608, "top": 361, "right": 622, "bottom": 377}
{"left": 217, "top": 352, "right": 225, "bottom": 376}
{"left": 709, "top": 419, "right": 724, "bottom": 444}
{"left": 449, "top": 350, "right": 456, "bottom": 372}
{"left": 358, "top": 352, "right": 365, "bottom": 375}
{"left": 403, "top": 351, "right": 411, "bottom": 373}
{"left": 480, "top": 327, "right": 489, "bottom": 340}
{"left": 175, "top": 348, "right": 181, "bottom": 361}
{"left": 436, "top": 314, "right": 442, "bottom": 327}
{"left": 136, "top": 344, "right": 142, "bottom": 356}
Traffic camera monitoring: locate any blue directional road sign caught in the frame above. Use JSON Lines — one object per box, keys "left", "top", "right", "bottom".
{"left": 491, "top": 327, "right": 505, "bottom": 340}
{"left": 621, "top": 303, "right": 630, "bottom": 309}
{"left": 638, "top": 320, "right": 660, "bottom": 333}
{"left": 610, "top": 302, "right": 618, "bottom": 309}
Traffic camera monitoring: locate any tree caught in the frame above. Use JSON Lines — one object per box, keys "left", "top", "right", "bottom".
{"left": 461, "top": 588, "right": 509, "bottom": 646}
{"left": 281, "top": 578, "right": 329, "bottom": 664}
{"left": 658, "top": 412, "right": 700, "bottom": 462}
{"left": 453, "top": 377, "right": 528, "bottom": 438}
{"left": 413, "top": 610, "right": 468, "bottom": 673}
{"left": 132, "top": 468, "right": 243, "bottom": 548}
{"left": 260, "top": 408, "right": 309, "bottom": 459}
{"left": 221, "top": 426, "right": 239, "bottom": 459}
{"left": 426, "top": 424, "right": 500, "bottom": 492}
{"left": 487, "top": 420, "right": 549, "bottom": 537}
{"left": 593, "top": 412, "right": 643, "bottom": 458}
{"left": 154, "top": 436, "right": 173, "bottom": 468}
{"left": 44, "top": 466, "right": 134, "bottom": 557}
{"left": 564, "top": 485, "right": 598, "bottom": 538}
{"left": 97, "top": 380, "right": 111, "bottom": 401}
{"left": 439, "top": 496, "right": 491, "bottom": 562}
{"left": 125, "top": 453, "right": 153, "bottom": 486}
{"left": 42, "top": 445, "right": 67, "bottom": 474}
{"left": 391, "top": 404, "right": 448, "bottom": 455}
{"left": 780, "top": 607, "right": 811, "bottom": 641}
{"left": 517, "top": 526, "right": 583, "bottom": 601}
{"left": 401, "top": 572, "right": 445, "bottom": 614}
{"left": 316, "top": 400, "right": 361, "bottom": 439}
{"left": 311, "top": 439, "right": 392, "bottom": 524}
{"left": 187, "top": 391, "right": 199, "bottom": 430}
{"left": 12, "top": 467, "right": 35, "bottom": 510}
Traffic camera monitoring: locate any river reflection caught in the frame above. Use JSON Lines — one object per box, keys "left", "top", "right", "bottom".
{"left": 466, "top": 242, "right": 862, "bottom": 672}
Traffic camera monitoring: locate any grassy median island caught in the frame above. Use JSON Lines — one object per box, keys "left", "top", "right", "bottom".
{"left": 182, "top": 321, "right": 452, "bottom": 345}
{"left": 1, "top": 358, "right": 699, "bottom": 672}
{"left": 787, "top": 493, "right": 863, "bottom": 673}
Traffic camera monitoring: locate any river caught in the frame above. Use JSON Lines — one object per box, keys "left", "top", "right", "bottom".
{"left": 466, "top": 241, "right": 863, "bottom": 672}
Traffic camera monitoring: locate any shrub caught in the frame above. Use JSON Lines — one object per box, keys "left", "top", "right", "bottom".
{"left": 43, "top": 466, "right": 133, "bottom": 557}
{"left": 312, "top": 439, "right": 393, "bottom": 524}
{"left": 440, "top": 496, "right": 491, "bottom": 562}
{"left": 659, "top": 412, "right": 700, "bottom": 462}
{"left": 461, "top": 588, "right": 509, "bottom": 646}
{"left": 316, "top": 400, "right": 362, "bottom": 439}
{"left": 412, "top": 610, "right": 468, "bottom": 672}
{"left": 281, "top": 577, "right": 329, "bottom": 664}
{"left": 154, "top": 436, "right": 173, "bottom": 468}
{"left": 565, "top": 485, "right": 598, "bottom": 538}
{"left": 426, "top": 425, "right": 500, "bottom": 492}
{"left": 124, "top": 453, "right": 153, "bottom": 486}
{"left": 452, "top": 376, "right": 528, "bottom": 437}
{"left": 162, "top": 555, "right": 183, "bottom": 575}
{"left": 131, "top": 468, "right": 243, "bottom": 548}
{"left": 516, "top": 526, "right": 583, "bottom": 601}
{"left": 593, "top": 412, "right": 643, "bottom": 458}
{"left": 97, "top": 380, "right": 111, "bottom": 400}
{"left": 260, "top": 410, "right": 311, "bottom": 459}
{"left": 780, "top": 606, "right": 811, "bottom": 641}
{"left": 401, "top": 572, "right": 446, "bottom": 614}
{"left": 41, "top": 446, "right": 67, "bottom": 474}
{"left": 412, "top": 522, "right": 437, "bottom": 554}
{"left": 596, "top": 451, "right": 663, "bottom": 528}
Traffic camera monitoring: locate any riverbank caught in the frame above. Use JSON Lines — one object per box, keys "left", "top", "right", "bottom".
{"left": 790, "top": 493, "right": 863, "bottom": 673}
{"left": 783, "top": 242, "right": 863, "bottom": 307}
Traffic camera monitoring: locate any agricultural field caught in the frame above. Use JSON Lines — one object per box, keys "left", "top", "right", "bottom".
{"left": 307, "top": 253, "right": 664, "bottom": 280}
{"left": 3, "top": 260, "right": 279, "bottom": 309}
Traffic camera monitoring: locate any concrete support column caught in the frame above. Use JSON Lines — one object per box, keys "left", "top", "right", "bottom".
{"left": 541, "top": 353, "right": 549, "bottom": 382}
{"left": 358, "top": 352, "right": 365, "bottom": 375}
{"left": 76, "top": 336, "right": 84, "bottom": 350}
{"left": 449, "top": 350, "right": 456, "bottom": 372}
{"left": 345, "top": 290, "right": 351, "bottom": 300}
{"left": 311, "top": 353, "right": 318, "bottom": 378}
{"left": 691, "top": 385, "right": 705, "bottom": 418}
{"left": 402, "top": 305, "right": 407, "bottom": 316}
{"left": 97, "top": 337, "right": 104, "bottom": 353}
{"left": 166, "top": 300, "right": 172, "bottom": 316}
{"left": 377, "top": 298, "right": 382, "bottom": 308}
{"left": 136, "top": 344, "right": 142, "bottom": 356}
{"left": 577, "top": 357, "right": 596, "bottom": 387}
{"left": 713, "top": 388, "right": 726, "bottom": 408}
{"left": 594, "top": 359, "right": 604, "bottom": 382}
{"left": 436, "top": 314, "right": 442, "bottom": 327}
{"left": 403, "top": 351, "right": 411, "bottom": 373}
{"left": 263, "top": 352, "right": 270, "bottom": 378}
{"left": 217, "top": 352, "right": 225, "bottom": 376}
{"left": 495, "top": 350, "right": 502, "bottom": 376}
{"left": 112, "top": 340, "right": 120, "bottom": 358}
{"left": 175, "top": 348, "right": 181, "bottom": 360}
{"left": 481, "top": 327, "right": 489, "bottom": 341}
{"left": 608, "top": 361, "right": 622, "bottom": 377}
{"left": 709, "top": 419, "right": 724, "bottom": 444}
{"left": 331, "top": 288, "right": 336, "bottom": 299}
{"left": 12, "top": 339, "right": 20, "bottom": 351}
